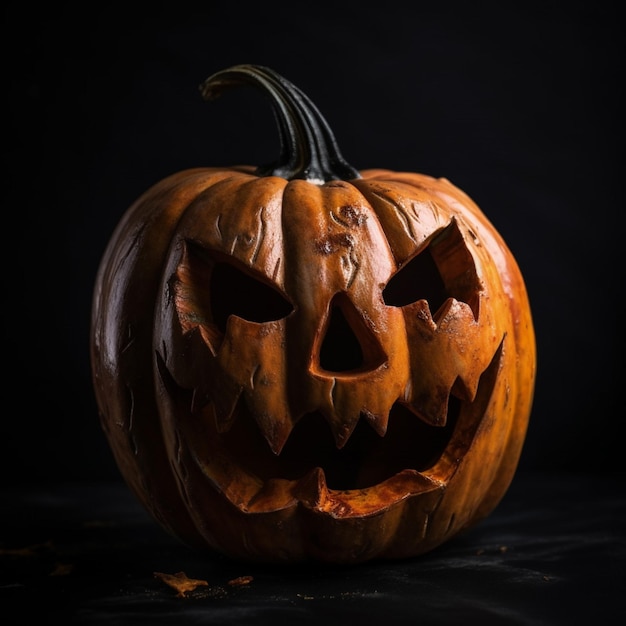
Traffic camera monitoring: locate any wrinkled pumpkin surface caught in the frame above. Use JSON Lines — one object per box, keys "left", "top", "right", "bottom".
{"left": 91, "top": 65, "right": 536, "bottom": 563}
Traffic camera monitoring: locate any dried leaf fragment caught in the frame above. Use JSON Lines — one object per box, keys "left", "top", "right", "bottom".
{"left": 154, "top": 570, "right": 209, "bottom": 598}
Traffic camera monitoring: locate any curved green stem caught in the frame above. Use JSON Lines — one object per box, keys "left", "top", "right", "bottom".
{"left": 200, "top": 64, "right": 361, "bottom": 183}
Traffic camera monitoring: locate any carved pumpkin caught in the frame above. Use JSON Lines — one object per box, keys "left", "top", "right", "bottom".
{"left": 90, "top": 64, "right": 536, "bottom": 564}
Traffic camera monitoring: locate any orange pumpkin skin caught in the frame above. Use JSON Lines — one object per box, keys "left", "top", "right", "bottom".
{"left": 90, "top": 66, "right": 536, "bottom": 564}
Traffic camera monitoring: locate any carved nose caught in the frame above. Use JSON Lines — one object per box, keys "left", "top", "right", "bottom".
{"left": 317, "top": 295, "right": 386, "bottom": 374}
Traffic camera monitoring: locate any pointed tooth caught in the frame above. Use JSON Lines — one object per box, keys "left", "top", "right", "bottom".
{"left": 361, "top": 409, "right": 389, "bottom": 437}
{"left": 294, "top": 467, "right": 329, "bottom": 508}
{"left": 254, "top": 413, "right": 294, "bottom": 455}
{"left": 402, "top": 401, "right": 448, "bottom": 428}
{"left": 404, "top": 383, "right": 451, "bottom": 427}
{"left": 452, "top": 375, "right": 479, "bottom": 403}
{"left": 198, "top": 325, "right": 219, "bottom": 357}
{"left": 419, "top": 402, "right": 448, "bottom": 427}
{"left": 326, "top": 413, "right": 360, "bottom": 449}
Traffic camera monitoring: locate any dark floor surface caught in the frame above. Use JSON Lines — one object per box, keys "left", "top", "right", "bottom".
{"left": 2, "top": 471, "right": 624, "bottom": 625}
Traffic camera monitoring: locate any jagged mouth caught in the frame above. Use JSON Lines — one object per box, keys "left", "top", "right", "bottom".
{"left": 208, "top": 400, "right": 462, "bottom": 516}
{"left": 160, "top": 341, "right": 502, "bottom": 517}
{"left": 220, "top": 400, "right": 459, "bottom": 490}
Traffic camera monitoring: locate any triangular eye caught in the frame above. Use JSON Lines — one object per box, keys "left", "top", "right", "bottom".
{"left": 382, "top": 220, "right": 480, "bottom": 320}
{"left": 179, "top": 240, "right": 294, "bottom": 335}
{"left": 383, "top": 245, "right": 448, "bottom": 313}
{"left": 210, "top": 258, "right": 294, "bottom": 330}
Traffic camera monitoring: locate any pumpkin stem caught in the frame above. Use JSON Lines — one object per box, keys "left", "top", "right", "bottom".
{"left": 199, "top": 64, "right": 361, "bottom": 183}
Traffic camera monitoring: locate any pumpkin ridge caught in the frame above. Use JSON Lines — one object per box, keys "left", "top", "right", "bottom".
{"left": 92, "top": 65, "right": 535, "bottom": 563}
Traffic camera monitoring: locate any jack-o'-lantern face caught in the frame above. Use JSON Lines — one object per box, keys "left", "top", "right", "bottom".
{"left": 91, "top": 65, "right": 535, "bottom": 563}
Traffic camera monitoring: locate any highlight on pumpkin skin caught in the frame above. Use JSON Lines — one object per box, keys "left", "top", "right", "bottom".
{"left": 91, "top": 64, "right": 536, "bottom": 563}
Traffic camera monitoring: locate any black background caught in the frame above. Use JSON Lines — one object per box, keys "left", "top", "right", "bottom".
{"left": 3, "top": 1, "right": 622, "bottom": 487}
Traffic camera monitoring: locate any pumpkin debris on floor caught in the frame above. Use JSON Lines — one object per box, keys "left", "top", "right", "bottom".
{"left": 153, "top": 571, "right": 209, "bottom": 598}
{"left": 228, "top": 575, "right": 254, "bottom": 586}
